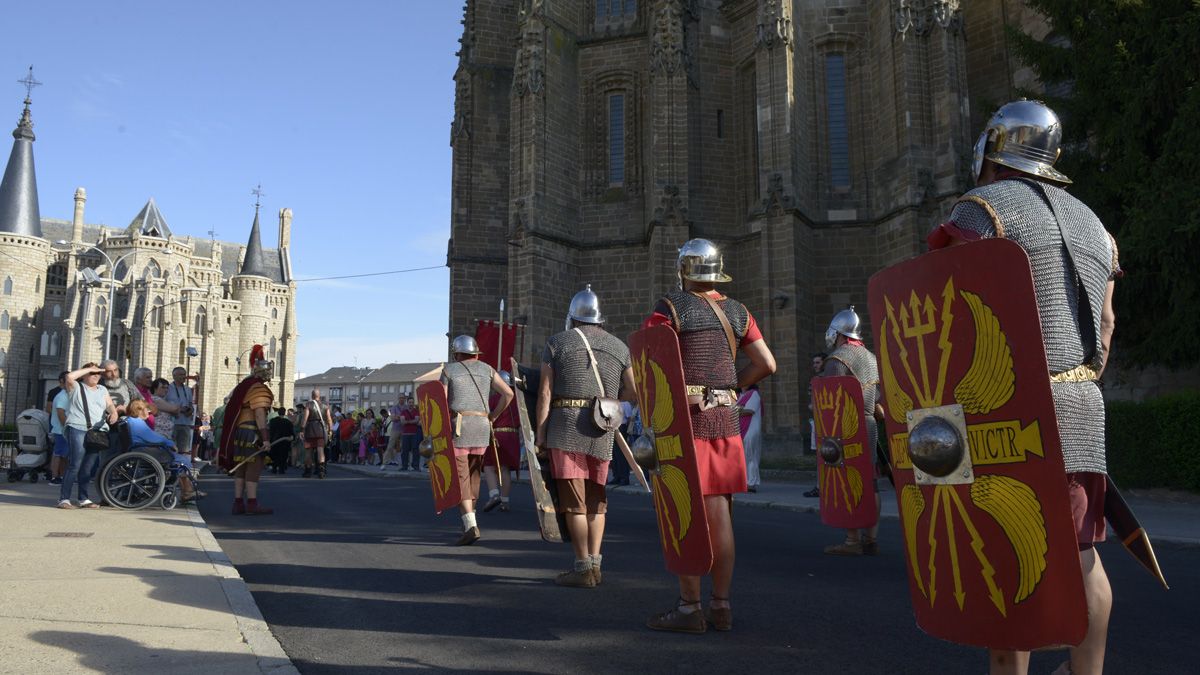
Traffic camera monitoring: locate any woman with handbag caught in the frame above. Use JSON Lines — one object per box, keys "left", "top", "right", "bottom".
{"left": 58, "top": 362, "right": 118, "bottom": 509}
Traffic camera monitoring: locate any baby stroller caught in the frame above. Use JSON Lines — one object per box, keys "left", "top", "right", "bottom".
{"left": 96, "top": 419, "right": 200, "bottom": 510}
{"left": 7, "top": 409, "right": 51, "bottom": 483}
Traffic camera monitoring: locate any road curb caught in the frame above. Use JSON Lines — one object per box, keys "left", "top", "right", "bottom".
{"left": 186, "top": 505, "right": 300, "bottom": 675}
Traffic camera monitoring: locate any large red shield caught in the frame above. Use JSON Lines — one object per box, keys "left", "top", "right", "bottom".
{"left": 867, "top": 238, "right": 1086, "bottom": 650}
{"left": 811, "top": 376, "right": 878, "bottom": 529}
{"left": 629, "top": 325, "right": 712, "bottom": 576}
{"left": 417, "top": 380, "right": 462, "bottom": 515}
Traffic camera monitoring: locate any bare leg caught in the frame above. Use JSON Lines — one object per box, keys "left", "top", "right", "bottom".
{"left": 988, "top": 650, "right": 1029, "bottom": 675}
{"left": 244, "top": 459, "right": 263, "bottom": 500}
{"left": 234, "top": 477, "right": 245, "bottom": 499}
{"left": 1069, "top": 547, "right": 1112, "bottom": 675}
{"left": 500, "top": 466, "right": 514, "bottom": 498}
{"left": 565, "top": 513, "right": 589, "bottom": 561}
{"left": 458, "top": 498, "right": 475, "bottom": 515}
{"left": 706, "top": 495, "right": 735, "bottom": 607}
{"left": 677, "top": 574, "right": 702, "bottom": 604}
{"left": 483, "top": 465, "right": 499, "bottom": 494}
{"left": 586, "top": 513, "right": 605, "bottom": 557}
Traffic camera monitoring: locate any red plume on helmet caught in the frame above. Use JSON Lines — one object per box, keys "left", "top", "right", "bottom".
{"left": 250, "top": 344, "right": 266, "bottom": 366}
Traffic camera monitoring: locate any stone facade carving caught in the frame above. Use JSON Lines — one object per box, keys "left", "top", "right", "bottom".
{"left": 756, "top": 0, "right": 792, "bottom": 50}
{"left": 650, "top": 1, "right": 687, "bottom": 77}
{"left": 512, "top": 23, "right": 545, "bottom": 97}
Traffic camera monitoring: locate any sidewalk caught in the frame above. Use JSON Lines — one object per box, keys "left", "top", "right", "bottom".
{"left": 0, "top": 480, "right": 297, "bottom": 675}
{"left": 347, "top": 462, "right": 1200, "bottom": 545}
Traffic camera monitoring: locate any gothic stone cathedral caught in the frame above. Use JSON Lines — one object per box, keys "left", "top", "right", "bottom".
{"left": 447, "top": 0, "right": 1047, "bottom": 442}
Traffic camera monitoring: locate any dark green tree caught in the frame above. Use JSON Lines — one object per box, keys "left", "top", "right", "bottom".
{"left": 1009, "top": 0, "right": 1200, "bottom": 367}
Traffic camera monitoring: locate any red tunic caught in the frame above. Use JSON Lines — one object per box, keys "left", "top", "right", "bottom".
{"left": 643, "top": 292, "right": 763, "bottom": 496}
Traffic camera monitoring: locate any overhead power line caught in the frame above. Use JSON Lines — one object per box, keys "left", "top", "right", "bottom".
{"left": 293, "top": 264, "right": 444, "bottom": 283}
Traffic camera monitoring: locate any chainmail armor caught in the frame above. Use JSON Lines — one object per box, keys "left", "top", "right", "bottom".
{"left": 441, "top": 359, "right": 496, "bottom": 449}
{"left": 951, "top": 177, "right": 1117, "bottom": 473}
{"left": 657, "top": 290, "right": 750, "bottom": 439}
{"left": 542, "top": 325, "right": 632, "bottom": 460}
{"left": 823, "top": 343, "right": 880, "bottom": 452}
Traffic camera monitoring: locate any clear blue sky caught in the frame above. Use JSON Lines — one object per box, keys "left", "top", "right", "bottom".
{"left": 1, "top": 1, "right": 463, "bottom": 377}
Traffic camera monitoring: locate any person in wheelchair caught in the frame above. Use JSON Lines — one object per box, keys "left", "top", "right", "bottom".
{"left": 125, "top": 400, "right": 201, "bottom": 503}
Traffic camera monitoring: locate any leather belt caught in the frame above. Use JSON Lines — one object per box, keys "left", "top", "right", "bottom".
{"left": 685, "top": 385, "right": 737, "bottom": 411}
{"left": 453, "top": 410, "right": 488, "bottom": 436}
{"left": 1050, "top": 364, "right": 1100, "bottom": 383}
{"left": 551, "top": 398, "right": 591, "bottom": 409}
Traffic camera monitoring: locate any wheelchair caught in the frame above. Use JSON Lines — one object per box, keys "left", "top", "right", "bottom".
{"left": 97, "top": 419, "right": 202, "bottom": 511}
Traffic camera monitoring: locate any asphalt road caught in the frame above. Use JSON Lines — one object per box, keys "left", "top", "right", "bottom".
{"left": 199, "top": 467, "right": 1197, "bottom": 674}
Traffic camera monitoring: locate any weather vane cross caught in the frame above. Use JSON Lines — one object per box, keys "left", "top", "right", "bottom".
{"left": 251, "top": 184, "right": 265, "bottom": 211}
{"left": 17, "top": 66, "right": 41, "bottom": 100}
{"left": 207, "top": 228, "right": 218, "bottom": 242}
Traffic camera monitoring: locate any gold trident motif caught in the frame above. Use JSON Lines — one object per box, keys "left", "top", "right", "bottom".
{"left": 884, "top": 276, "right": 1048, "bottom": 618}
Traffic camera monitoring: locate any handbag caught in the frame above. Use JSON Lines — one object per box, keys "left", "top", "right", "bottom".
{"left": 78, "top": 385, "right": 110, "bottom": 454}
{"left": 574, "top": 328, "right": 625, "bottom": 433}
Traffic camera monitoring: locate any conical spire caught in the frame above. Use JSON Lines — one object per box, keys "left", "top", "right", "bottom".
{"left": 239, "top": 188, "right": 266, "bottom": 276}
{"left": 126, "top": 197, "right": 172, "bottom": 238}
{"left": 0, "top": 69, "right": 42, "bottom": 237}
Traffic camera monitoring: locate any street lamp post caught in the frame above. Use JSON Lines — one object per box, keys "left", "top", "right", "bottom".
{"left": 57, "top": 241, "right": 136, "bottom": 364}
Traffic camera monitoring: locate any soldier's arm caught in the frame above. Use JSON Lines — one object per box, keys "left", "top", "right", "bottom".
{"left": 1098, "top": 279, "right": 1116, "bottom": 376}
{"left": 489, "top": 370, "right": 514, "bottom": 423}
{"left": 737, "top": 340, "right": 777, "bottom": 390}
{"left": 535, "top": 364, "right": 553, "bottom": 446}
{"left": 255, "top": 407, "right": 270, "bottom": 447}
{"left": 619, "top": 366, "right": 637, "bottom": 403}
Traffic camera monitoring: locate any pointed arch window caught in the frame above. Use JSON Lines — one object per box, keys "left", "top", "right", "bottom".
{"left": 1, "top": 310, "right": 9, "bottom": 330}
{"left": 263, "top": 323, "right": 268, "bottom": 337}
{"left": 40, "top": 332, "right": 49, "bottom": 355}
{"left": 50, "top": 332, "right": 60, "bottom": 356}
{"left": 35, "top": 277, "right": 40, "bottom": 293}
{"left": 113, "top": 260, "right": 129, "bottom": 281}
{"left": 143, "top": 259, "right": 162, "bottom": 280}
{"left": 0, "top": 347, "right": 6, "bottom": 367}
{"left": 52, "top": 304, "right": 62, "bottom": 318}
{"left": 152, "top": 297, "right": 165, "bottom": 329}
{"left": 272, "top": 307, "right": 279, "bottom": 319}
{"left": 174, "top": 264, "right": 185, "bottom": 283}
{"left": 194, "top": 305, "right": 207, "bottom": 335}
{"left": 269, "top": 337, "right": 277, "bottom": 359}
{"left": 2, "top": 276, "right": 11, "bottom": 295}
{"left": 179, "top": 340, "right": 186, "bottom": 363}
{"left": 93, "top": 296, "right": 108, "bottom": 328}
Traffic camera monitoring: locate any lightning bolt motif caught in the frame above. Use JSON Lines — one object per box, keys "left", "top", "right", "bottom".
{"left": 950, "top": 485, "right": 1006, "bottom": 615}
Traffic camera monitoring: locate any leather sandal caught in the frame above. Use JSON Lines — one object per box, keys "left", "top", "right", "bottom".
{"left": 861, "top": 536, "right": 879, "bottom": 556}
{"left": 647, "top": 598, "right": 706, "bottom": 634}
{"left": 706, "top": 596, "right": 733, "bottom": 631}
{"left": 824, "top": 539, "right": 863, "bottom": 556}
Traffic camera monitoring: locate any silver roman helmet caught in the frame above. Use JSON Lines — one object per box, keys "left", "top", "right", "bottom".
{"left": 677, "top": 238, "right": 732, "bottom": 286}
{"left": 565, "top": 284, "right": 604, "bottom": 331}
{"left": 825, "top": 305, "right": 862, "bottom": 350}
{"left": 451, "top": 335, "right": 481, "bottom": 356}
{"left": 972, "top": 99, "right": 1071, "bottom": 185}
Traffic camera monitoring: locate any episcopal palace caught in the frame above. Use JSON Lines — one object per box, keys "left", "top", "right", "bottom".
{"left": 0, "top": 96, "right": 298, "bottom": 421}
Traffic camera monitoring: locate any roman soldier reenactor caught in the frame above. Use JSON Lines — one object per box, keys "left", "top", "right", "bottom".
{"left": 929, "top": 99, "right": 1121, "bottom": 675}
{"left": 643, "top": 239, "right": 776, "bottom": 633}
{"left": 219, "top": 344, "right": 276, "bottom": 515}
{"left": 817, "top": 306, "right": 885, "bottom": 555}
{"left": 535, "top": 285, "right": 635, "bottom": 588}
{"left": 441, "top": 335, "right": 514, "bottom": 545}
